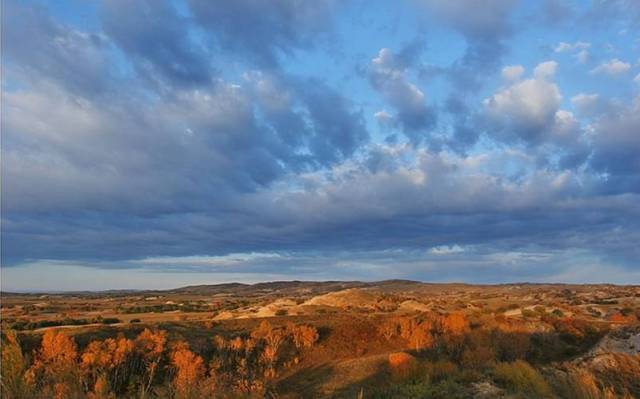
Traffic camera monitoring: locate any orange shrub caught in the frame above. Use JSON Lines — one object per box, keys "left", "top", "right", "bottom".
{"left": 388, "top": 352, "right": 417, "bottom": 379}
{"left": 170, "top": 341, "right": 206, "bottom": 399}
{"left": 441, "top": 312, "right": 470, "bottom": 335}
{"left": 134, "top": 329, "right": 167, "bottom": 397}
{"left": 288, "top": 323, "right": 320, "bottom": 349}
{"left": 26, "top": 330, "right": 81, "bottom": 398}
{"left": 1, "top": 330, "right": 34, "bottom": 398}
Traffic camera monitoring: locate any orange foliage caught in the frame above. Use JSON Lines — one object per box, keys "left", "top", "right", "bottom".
{"left": 38, "top": 329, "right": 78, "bottom": 366}
{"left": 388, "top": 352, "right": 417, "bottom": 379}
{"left": 170, "top": 341, "right": 206, "bottom": 399}
{"left": 82, "top": 337, "right": 134, "bottom": 371}
{"left": 252, "top": 320, "right": 287, "bottom": 378}
{"left": 288, "top": 323, "right": 320, "bottom": 349}
{"left": 27, "top": 330, "right": 81, "bottom": 398}
{"left": 441, "top": 312, "right": 470, "bottom": 335}
{"left": 396, "top": 317, "right": 434, "bottom": 351}
{"left": 81, "top": 336, "right": 133, "bottom": 398}
{"left": 135, "top": 328, "right": 167, "bottom": 357}
{"left": 1, "top": 330, "right": 33, "bottom": 398}
{"left": 134, "top": 329, "right": 167, "bottom": 397}
{"left": 87, "top": 375, "right": 115, "bottom": 399}
{"left": 609, "top": 313, "right": 636, "bottom": 324}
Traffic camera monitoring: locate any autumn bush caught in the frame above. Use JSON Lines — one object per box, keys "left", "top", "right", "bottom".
{"left": 493, "top": 360, "right": 552, "bottom": 398}
{"left": 81, "top": 336, "right": 135, "bottom": 396}
{"left": 388, "top": 352, "right": 418, "bottom": 379}
{"left": 424, "top": 360, "right": 458, "bottom": 382}
{"left": 0, "top": 311, "right": 630, "bottom": 399}
{"left": 591, "top": 353, "right": 640, "bottom": 397}
{"left": 551, "top": 368, "right": 631, "bottom": 399}
{"left": 26, "top": 329, "right": 84, "bottom": 399}
{"left": 1, "top": 330, "right": 34, "bottom": 399}
{"left": 168, "top": 341, "right": 208, "bottom": 399}
{"left": 287, "top": 322, "right": 319, "bottom": 349}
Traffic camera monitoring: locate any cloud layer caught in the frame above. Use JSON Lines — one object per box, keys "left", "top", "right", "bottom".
{"left": 2, "top": 0, "right": 640, "bottom": 289}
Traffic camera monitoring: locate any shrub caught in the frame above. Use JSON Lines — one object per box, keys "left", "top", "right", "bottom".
{"left": 287, "top": 323, "right": 319, "bottom": 349}
{"left": 461, "top": 346, "right": 496, "bottom": 369}
{"left": 388, "top": 352, "right": 418, "bottom": 379}
{"left": 369, "top": 377, "right": 467, "bottom": 399}
{"left": 1, "top": 330, "right": 34, "bottom": 398}
{"left": 170, "top": 341, "right": 207, "bottom": 399}
{"left": 26, "top": 330, "right": 83, "bottom": 398}
{"left": 493, "top": 360, "right": 552, "bottom": 398}
{"left": 593, "top": 353, "right": 640, "bottom": 397}
{"left": 424, "top": 360, "right": 458, "bottom": 382}
{"left": 551, "top": 368, "right": 627, "bottom": 399}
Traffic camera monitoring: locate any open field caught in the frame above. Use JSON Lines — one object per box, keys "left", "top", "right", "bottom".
{"left": 2, "top": 280, "right": 640, "bottom": 398}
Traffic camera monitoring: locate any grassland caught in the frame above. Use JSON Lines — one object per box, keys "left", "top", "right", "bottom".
{"left": 1, "top": 280, "right": 639, "bottom": 398}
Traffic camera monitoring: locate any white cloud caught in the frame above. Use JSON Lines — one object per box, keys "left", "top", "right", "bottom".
{"left": 133, "top": 252, "right": 282, "bottom": 266}
{"left": 484, "top": 61, "right": 588, "bottom": 161}
{"left": 634, "top": 73, "right": 640, "bottom": 84}
{"left": 368, "top": 47, "right": 433, "bottom": 137}
{"left": 533, "top": 60, "right": 558, "bottom": 79}
{"left": 484, "top": 62, "right": 562, "bottom": 141}
{"left": 590, "top": 58, "right": 631, "bottom": 75}
{"left": 429, "top": 245, "right": 466, "bottom": 255}
{"left": 574, "top": 49, "right": 589, "bottom": 64}
{"left": 501, "top": 65, "right": 525, "bottom": 81}
{"left": 554, "top": 41, "right": 590, "bottom": 53}
{"left": 571, "top": 93, "right": 600, "bottom": 114}
{"left": 374, "top": 110, "right": 394, "bottom": 128}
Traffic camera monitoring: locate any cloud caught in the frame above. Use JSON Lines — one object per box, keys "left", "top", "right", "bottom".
{"left": 483, "top": 61, "right": 590, "bottom": 167}
{"left": 374, "top": 110, "right": 394, "bottom": 129}
{"left": 368, "top": 47, "right": 435, "bottom": 143}
{"left": 4, "top": 2, "right": 115, "bottom": 97}
{"left": 2, "top": 69, "right": 369, "bottom": 218}
{"left": 553, "top": 41, "right": 590, "bottom": 63}
{"left": 540, "top": 0, "right": 574, "bottom": 26}
{"left": 554, "top": 41, "right": 590, "bottom": 53}
{"left": 501, "top": 65, "right": 525, "bottom": 82}
{"left": 483, "top": 61, "right": 562, "bottom": 144}
{"left": 102, "top": 0, "right": 213, "bottom": 87}
{"left": 571, "top": 93, "right": 605, "bottom": 117}
{"left": 533, "top": 60, "right": 558, "bottom": 79}
{"left": 575, "top": 49, "right": 590, "bottom": 64}
{"left": 5, "top": 143, "right": 639, "bottom": 281}
{"left": 584, "top": 0, "right": 640, "bottom": 30}
{"left": 590, "top": 96, "right": 640, "bottom": 191}
{"left": 418, "top": 0, "right": 516, "bottom": 42}
{"left": 187, "top": 0, "right": 336, "bottom": 68}
{"left": 2, "top": 0, "right": 640, "bottom": 286}
{"left": 590, "top": 58, "right": 632, "bottom": 75}
{"left": 414, "top": 0, "right": 519, "bottom": 152}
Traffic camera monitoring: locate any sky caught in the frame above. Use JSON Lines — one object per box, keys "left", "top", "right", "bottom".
{"left": 2, "top": 0, "right": 640, "bottom": 291}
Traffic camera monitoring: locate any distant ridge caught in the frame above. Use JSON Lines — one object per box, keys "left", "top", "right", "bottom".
{"left": 1, "top": 279, "right": 634, "bottom": 295}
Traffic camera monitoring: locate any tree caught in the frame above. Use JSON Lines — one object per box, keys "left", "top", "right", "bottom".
{"left": 1, "top": 330, "right": 34, "bottom": 399}
{"left": 288, "top": 323, "right": 319, "bottom": 349}
{"left": 26, "top": 330, "right": 82, "bottom": 399}
{"left": 409, "top": 322, "right": 434, "bottom": 351}
{"left": 134, "top": 329, "right": 167, "bottom": 398}
{"left": 170, "top": 341, "right": 206, "bottom": 399}
{"left": 81, "top": 336, "right": 134, "bottom": 396}
{"left": 439, "top": 313, "right": 469, "bottom": 358}
{"left": 441, "top": 313, "right": 470, "bottom": 336}
{"left": 252, "top": 321, "right": 286, "bottom": 378}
